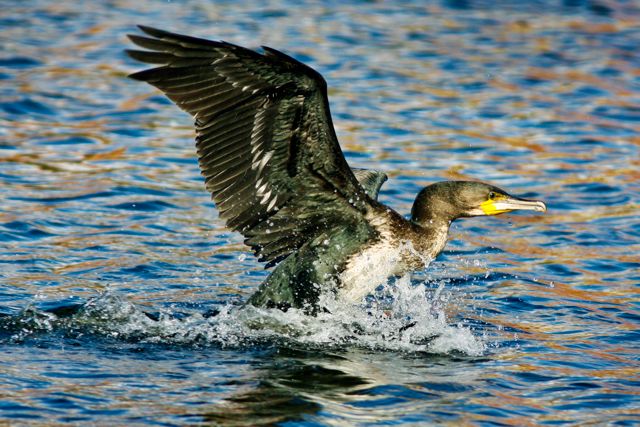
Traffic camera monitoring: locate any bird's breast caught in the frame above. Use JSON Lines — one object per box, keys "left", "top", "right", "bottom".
{"left": 337, "top": 239, "right": 431, "bottom": 302}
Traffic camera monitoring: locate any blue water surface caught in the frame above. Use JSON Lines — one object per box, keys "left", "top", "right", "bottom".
{"left": 1, "top": 1, "right": 639, "bottom": 425}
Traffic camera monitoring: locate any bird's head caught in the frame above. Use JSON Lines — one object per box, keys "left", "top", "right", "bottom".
{"left": 411, "top": 181, "right": 546, "bottom": 226}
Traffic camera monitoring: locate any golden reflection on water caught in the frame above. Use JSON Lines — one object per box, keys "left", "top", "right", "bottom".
{"left": 1, "top": 0, "right": 639, "bottom": 425}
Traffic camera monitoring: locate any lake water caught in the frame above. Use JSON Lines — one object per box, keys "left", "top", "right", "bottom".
{"left": 1, "top": 1, "right": 639, "bottom": 425}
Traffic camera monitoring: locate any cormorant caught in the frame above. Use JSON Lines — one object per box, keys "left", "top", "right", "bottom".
{"left": 127, "top": 26, "right": 546, "bottom": 313}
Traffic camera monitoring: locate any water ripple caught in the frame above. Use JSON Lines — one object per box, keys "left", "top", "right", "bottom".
{"left": 1, "top": 0, "right": 639, "bottom": 425}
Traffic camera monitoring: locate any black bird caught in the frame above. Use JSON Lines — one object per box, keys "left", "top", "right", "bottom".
{"left": 127, "top": 26, "right": 546, "bottom": 312}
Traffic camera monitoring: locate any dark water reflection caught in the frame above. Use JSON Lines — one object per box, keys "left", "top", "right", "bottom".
{"left": 203, "top": 349, "right": 477, "bottom": 426}
{"left": 1, "top": 0, "right": 640, "bottom": 425}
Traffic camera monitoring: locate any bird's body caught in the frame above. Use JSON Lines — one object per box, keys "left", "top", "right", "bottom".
{"left": 247, "top": 203, "right": 450, "bottom": 310}
{"left": 127, "top": 27, "right": 546, "bottom": 313}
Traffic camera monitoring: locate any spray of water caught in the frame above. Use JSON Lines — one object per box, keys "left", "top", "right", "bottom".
{"left": 1, "top": 273, "right": 486, "bottom": 356}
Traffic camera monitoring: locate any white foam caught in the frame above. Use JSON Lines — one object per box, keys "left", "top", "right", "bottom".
{"left": 14, "top": 273, "right": 485, "bottom": 356}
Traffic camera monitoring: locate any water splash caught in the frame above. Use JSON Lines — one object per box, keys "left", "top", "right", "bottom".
{"left": 1, "top": 277, "right": 485, "bottom": 356}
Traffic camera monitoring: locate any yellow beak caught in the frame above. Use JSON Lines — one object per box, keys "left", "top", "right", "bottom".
{"left": 480, "top": 196, "right": 547, "bottom": 215}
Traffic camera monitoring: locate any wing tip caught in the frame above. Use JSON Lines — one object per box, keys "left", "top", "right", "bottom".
{"left": 131, "top": 24, "right": 229, "bottom": 49}
{"left": 127, "top": 68, "right": 152, "bottom": 81}
{"left": 137, "top": 25, "right": 169, "bottom": 38}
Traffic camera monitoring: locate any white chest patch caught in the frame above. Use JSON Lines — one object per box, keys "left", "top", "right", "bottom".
{"left": 337, "top": 240, "right": 431, "bottom": 303}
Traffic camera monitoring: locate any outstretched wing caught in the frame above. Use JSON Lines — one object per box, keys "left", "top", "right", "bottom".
{"left": 351, "top": 168, "right": 387, "bottom": 200}
{"left": 127, "top": 26, "right": 378, "bottom": 266}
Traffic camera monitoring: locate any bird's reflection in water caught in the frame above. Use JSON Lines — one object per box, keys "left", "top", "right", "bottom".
{"left": 202, "top": 348, "right": 366, "bottom": 426}
{"left": 202, "top": 347, "right": 482, "bottom": 426}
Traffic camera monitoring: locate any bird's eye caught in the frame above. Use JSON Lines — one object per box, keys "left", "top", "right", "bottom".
{"left": 488, "top": 192, "right": 496, "bottom": 200}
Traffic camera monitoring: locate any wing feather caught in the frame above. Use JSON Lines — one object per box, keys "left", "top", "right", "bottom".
{"left": 351, "top": 168, "right": 388, "bottom": 200}
{"left": 128, "top": 26, "right": 379, "bottom": 265}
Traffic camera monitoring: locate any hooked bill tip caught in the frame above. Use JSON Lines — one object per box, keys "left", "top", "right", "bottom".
{"left": 534, "top": 200, "right": 547, "bottom": 212}
{"left": 507, "top": 199, "right": 547, "bottom": 212}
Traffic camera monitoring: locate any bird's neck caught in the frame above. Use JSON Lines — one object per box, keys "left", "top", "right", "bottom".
{"left": 409, "top": 216, "right": 452, "bottom": 261}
